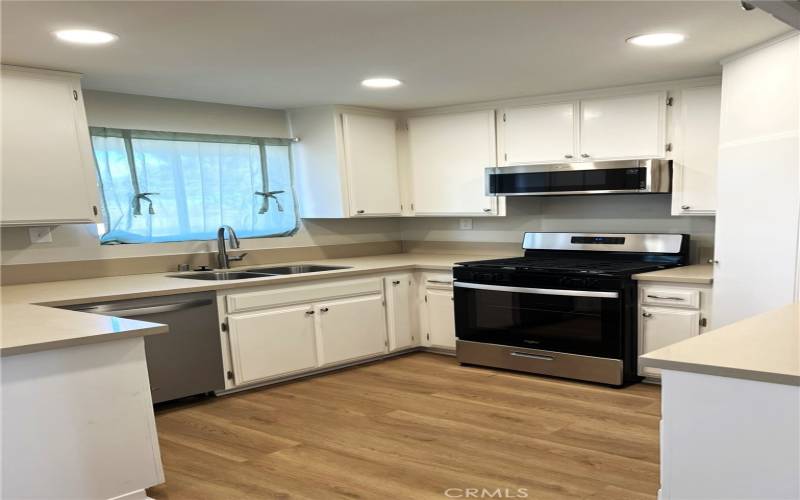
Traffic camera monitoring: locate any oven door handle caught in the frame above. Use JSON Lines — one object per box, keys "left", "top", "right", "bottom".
{"left": 453, "top": 281, "right": 619, "bottom": 299}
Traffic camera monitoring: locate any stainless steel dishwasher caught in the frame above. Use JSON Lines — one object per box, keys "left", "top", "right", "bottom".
{"left": 62, "top": 292, "right": 225, "bottom": 404}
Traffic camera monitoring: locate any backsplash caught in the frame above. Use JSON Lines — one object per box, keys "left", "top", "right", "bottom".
{"left": 400, "top": 194, "right": 715, "bottom": 264}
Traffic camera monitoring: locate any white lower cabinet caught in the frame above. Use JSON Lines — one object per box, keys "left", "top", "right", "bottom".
{"left": 228, "top": 304, "right": 318, "bottom": 385}
{"left": 638, "top": 282, "right": 712, "bottom": 380}
{"left": 639, "top": 307, "right": 700, "bottom": 378}
{"left": 385, "top": 274, "right": 417, "bottom": 351}
{"left": 222, "top": 276, "right": 390, "bottom": 387}
{"left": 316, "top": 294, "right": 388, "bottom": 366}
{"left": 422, "top": 274, "right": 456, "bottom": 349}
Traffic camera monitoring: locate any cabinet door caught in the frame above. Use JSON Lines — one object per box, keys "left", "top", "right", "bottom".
{"left": 673, "top": 86, "right": 721, "bottom": 215}
{"left": 579, "top": 92, "right": 666, "bottom": 161}
{"left": 501, "top": 102, "right": 577, "bottom": 165}
{"left": 639, "top": 306, "right": 700, "bottom": 378}
{"left": 228, "top": 304, "right": 318, "bottom": 385}
{"left": 426, "top": 288, "right": 456, "bottom": 349}
{"left": 712, "top": 36, "right": 799, "bottom": 328}
{"left": 385, "top": 274, "right": 415, "bottom": 350}
{"left": 317, "top": 294, "right": 388, "bottom": 366}
{"left": 341, "top": 113, "right": 402, "bottom": 216}
{"left": 408, "top": 110, "right": 498, "bottom": 215}
{"left": 1, "top": 68, "right": 100, "bottom": 225}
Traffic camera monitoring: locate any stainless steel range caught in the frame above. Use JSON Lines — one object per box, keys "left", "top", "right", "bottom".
{"left": 453, "top": 232, "right": 689, "bottom": 386}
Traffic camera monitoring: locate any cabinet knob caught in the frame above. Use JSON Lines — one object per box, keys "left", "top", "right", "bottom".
{"left": 642, "top": 311, "right": 653, "bottom": 318}
{"left": 320, "top": 307, "right": 329, "bottom": 312}
{"left": 356, "top": 210, "right": 365, "bottom": 214}
{"left": 580, "top": 153, "right": 591, "bottom": 158}
{"left": 708, "top": 259, "right": 719, "bottom": 264}
{"left": 564, "top": 154, "right": 574, "bottom": 159}
{"left": 305, "top": 310, "right": 315, "bottom": 315}
{"left": 483, "top": 208, "right": 492, "bottom": 213}
{"left": 681, "top": 205, "right": 691, "bottom": 210}
{"left": 392, "top": 280, "right": 401, "bottom": 285}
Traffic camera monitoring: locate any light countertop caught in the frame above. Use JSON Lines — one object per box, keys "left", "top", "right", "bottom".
{"left": 632, "top": 264, "right": 713, "bottom": 284}
{"left": 0, "top": 253, "right": 485, "bottom": 357}
{"left": 640, "top": 303, "right": 800, "bottom": 386}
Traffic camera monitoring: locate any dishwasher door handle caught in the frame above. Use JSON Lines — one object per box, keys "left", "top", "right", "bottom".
{"left": 75, "top": 298, "right": 214, "bottom": 317}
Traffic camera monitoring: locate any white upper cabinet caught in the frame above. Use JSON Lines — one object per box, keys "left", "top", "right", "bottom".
{"left": 341, "top": 113, "right": 402, "bottom": 216}
{"left": 289, "top": 106, "right": 402, "bottom": 218}
{"left": 671, "top": 85, "right": 721, "bottom": 216}
{"left": 407, "top": 110, "right": 501, "bottom": 216}
{"left": 500, "top": 102, "right": 577, "bottom": 165}
{"left": 1, "top": 66, "right": 101, "bottom": 226}
{"left": 579, "top": 92, "right": 667, "bottom": 161}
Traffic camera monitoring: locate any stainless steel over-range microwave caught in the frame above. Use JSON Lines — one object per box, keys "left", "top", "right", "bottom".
{"left": 485, "top": 159, "right": 672, "bottom": 196}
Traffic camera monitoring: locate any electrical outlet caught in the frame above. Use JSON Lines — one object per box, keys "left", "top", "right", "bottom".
{"left": 28, "top": 226, "right": 53, "bottom": 244}
{"left": 459, "top": 218, "right": 473, "bottom": 230}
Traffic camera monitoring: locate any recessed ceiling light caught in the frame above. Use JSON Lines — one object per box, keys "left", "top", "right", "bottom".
{"left": 626, "top": 33, "right": 686, "bottom": 47}
{"left": 361, "top": 78, "right": 403, "bottom": 88}
{"left": 53, "top": 29, "right": 118, "bottom": 45}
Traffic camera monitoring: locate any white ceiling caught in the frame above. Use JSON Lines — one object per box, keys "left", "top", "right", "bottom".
{"left": 1, "top": 1, "right": 790, "bottom": 110}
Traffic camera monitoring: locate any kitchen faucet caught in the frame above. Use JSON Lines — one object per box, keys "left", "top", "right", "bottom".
{"left": 216, "top": 226, "right": 247, "bottom": 269}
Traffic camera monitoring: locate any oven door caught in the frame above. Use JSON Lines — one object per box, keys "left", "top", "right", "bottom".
{"left": 454, "top": 282, "right": 623, "bottom": 358}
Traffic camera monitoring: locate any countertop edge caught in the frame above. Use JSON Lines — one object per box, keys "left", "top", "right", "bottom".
{"left": 33, "top": 262, "right": 456, "bottom": 307}
{"left": 0, "top": 324, "right": 169, "bottom": 357}
{"left": 639, "top": 356, "right": 800, "bottom": 386}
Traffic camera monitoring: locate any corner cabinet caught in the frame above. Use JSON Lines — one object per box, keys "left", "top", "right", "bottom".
{"left": 385, "top": 273, "right": 418, "bottom": 351}
{"left": 421, "top": 274, "right": 456, "bottom": 350}
{"left": 670, "top": 85, "right": 721, "bottom": 216}
{"left": 289, "top": 106, "right": 402, "bottom": 218}
{"left": 407, "top": 110, "right": 503, "bottom": 216}
{"left": 1, "top": 66, "right": 101, "bottom": 226}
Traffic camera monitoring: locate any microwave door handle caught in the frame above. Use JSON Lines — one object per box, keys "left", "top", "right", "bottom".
{"left": 453, "top": 281, "right": 619, "bottom": 299}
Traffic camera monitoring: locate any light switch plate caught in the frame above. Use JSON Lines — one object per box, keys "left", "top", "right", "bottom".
{"left": 459, "top": 218, "right": 473, "bottom": 230}
{"left": 28, "top": 226, "right": 53, "bottom": 244}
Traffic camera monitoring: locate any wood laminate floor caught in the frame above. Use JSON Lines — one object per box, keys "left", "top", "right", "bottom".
{"left": 147, "top": 352, "right": 661, "bottom": 500}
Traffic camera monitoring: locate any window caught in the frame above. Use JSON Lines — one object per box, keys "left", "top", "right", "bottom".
{"left": 90, "top": 128, "right": 298, "bottom": 244}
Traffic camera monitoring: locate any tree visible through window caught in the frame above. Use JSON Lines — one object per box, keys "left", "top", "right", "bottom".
{"left": 90, "top": 128, "right": 298, "bottom": 244}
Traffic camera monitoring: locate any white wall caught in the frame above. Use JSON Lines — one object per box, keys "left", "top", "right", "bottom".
{"left": 0, "top": 91, "right": 402, "bottom": 265}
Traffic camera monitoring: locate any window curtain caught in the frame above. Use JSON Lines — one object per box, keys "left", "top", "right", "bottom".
{"left": 91, "top": 128, "right": 298, "bottom": 244}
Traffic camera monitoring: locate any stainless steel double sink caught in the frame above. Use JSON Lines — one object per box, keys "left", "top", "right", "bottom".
{"left": 168, "top": 264, "right": 351, "bottom": 281}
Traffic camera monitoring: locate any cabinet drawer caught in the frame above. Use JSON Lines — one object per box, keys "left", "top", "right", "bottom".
{"left": 641, "top": 287, "right": 700, "bottom": 309}
{"left": 425, "top": 273, "right": 453, "bottom": 290}
{"left": 227, "top": 277, "right": 383, "bottom": 313}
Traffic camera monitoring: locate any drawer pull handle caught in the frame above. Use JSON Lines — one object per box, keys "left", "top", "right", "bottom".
{"left": 510, "top": 352, "right": 553, "bottom": 361}
{"left": 320, "top": 307, "right": 329, "bottom": 312}
{"left": 305, "top": 310, "right": 315, "bottom": 316}
{"left": 392, "top": 280, "right": 401, "bottom": 285}
{"left": 642, "top": 311, "right": 653, "bottom": 318}
{"left": 647, "top": 295, "right": 685, "bottom": 301}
